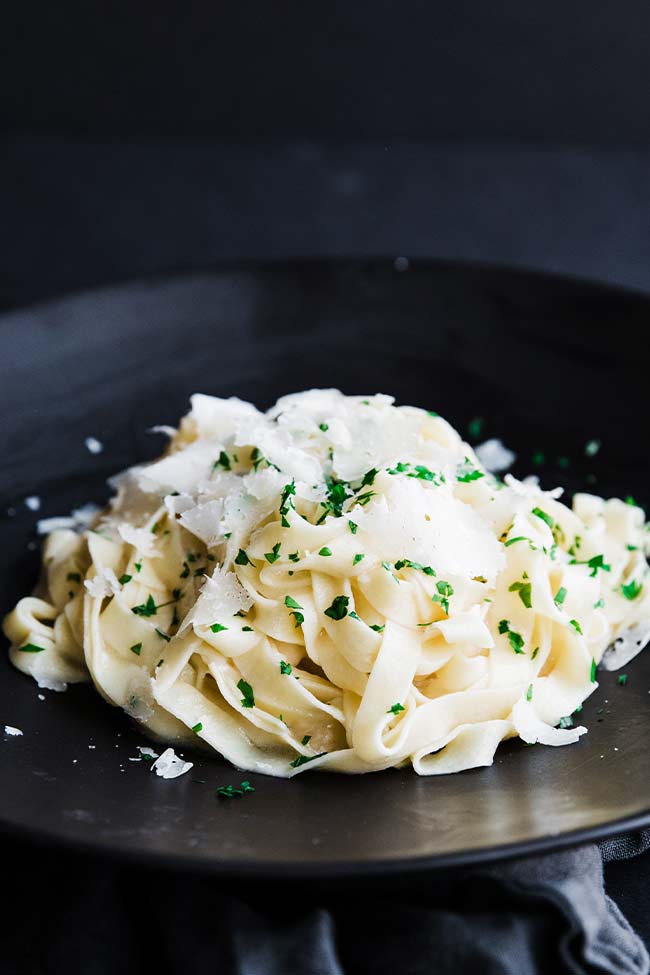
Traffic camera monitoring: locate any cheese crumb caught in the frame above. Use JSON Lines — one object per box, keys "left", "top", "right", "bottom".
{"left": 4, "top": 725, "right": 23, "bottom": 737}
{"left": 151, "top": 747, "right": 193, "bottom": 779}
{"left": 85, "top": 437, "right": 104, "bottom": 455}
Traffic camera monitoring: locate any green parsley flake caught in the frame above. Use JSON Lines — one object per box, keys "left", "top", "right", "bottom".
{"left": 210, "top": 623, "right": 228, "bottom": 633}
{"left": 504, "top": 536, "right": 536, "bottom": 549}
{"left": 319, "top": 422, "right": 329, "bottom": 432}
{"left": 264, "top": 542, "right": 281, "bottom": 564}
{"left": 532, "top": 507, "right": 554, "bottom": 528}
{"left": 558, "top": 715, "right": 573, "bottom": 729}
{"left": 130, "top": 643, "right": 142, "bottom": 656}
{"left": 213, "top": 450, "right": 231, "bottom": 471}
{"left": 618, "top": 674, "right": 628, "bottom": 686}
{"left": 508, "top": 580, "right": 532, "bottom": 609}
{"left": 569, "top": 619, "right": 583, "bottom": 634}
{"left": 318, "top": 547, "right": 333, "bottom": 557}
{"left": 241, "top": 780, "right": 255, "bottom": 793}
{"left": 432, "top": 580, "right": 454, "bottom": 615}
{"left": 19, "top": 643, "right": 46, "bottom": 653}
{"left": 554, "top": 587, "right": 567, "bottom": 608}
{"left": 284, "top": 595, "right": 303, "bottom": 610}
{"left": 360, "top": 468, "right": 378, "bottom": 488}
{"left": 621, "top": 579, "right": 643, "bottom": 600}
{"left": 498, "top": 620, "right": 525, "bottom": 654}
{"left": 288, "top": 551, "right": 300, "bottom": 563}
{"left": 324, "top": 595, "right": 349, "bottom": 621}
{"left": 370, "top": 624, "right": 385, "bottom": 633}
{"left": 284, "top": 594, "right": 304, "bottom": 627}
{"left": 216, "top": 784, "right": 242, "bottom": 799}
{"left": 387, "top": 461, "right": 410, "bottom": 474}
{"left": 349, "top": 611, "right": 361, "bottom": 620}
{"left": 289, "top": 753, "right": 327, "bottom": 768}
{"left": 395, "top": 558, "right": 435, "bottom": 575}
{"left": 191, "top": 722, "right": 203, "bottom": 733}
{"left": 590, "top": 658, "right": 597, "bottom": 682}
{"left": 155, "top": 628, "right": 171, "bottom": 642}
{"left": 237, "top": 678, "right": 255, "bottom": 708}
{"left": 387, "top": 702, "right": 405, "bottom": 715}
{"left": 235, "top": 549, "right": 254, "bottom": 566}
{"left": 134, "top": 561, "right": 142, "bottom": 573}
{"left": 353, "top": 553, "right": 365, "bottom": 566}
{"left": 526, "top": 683, "right": 533, "bottom": 701}
{"left": 242, "top": 626, "right": 254, "bottom": 632}
{"left": 280, "top": 660, "right": 292, "bottom": 675}
{"left": 301, "top": 735, "right": 312, "bottom": 745}
{"left": 456, "top": 458, "right": 485, "bottom": 483}
{"left": 118, "top": 573, "right": 132, "bottom": 585}
{"left": 531, "top": 646, "right": 540, "bottom": 660}
{"left": 131, "top": 594, "right": 157, "bottom": 617}
{"left": 348, "top": 520, "right": 358, "bottom": 534}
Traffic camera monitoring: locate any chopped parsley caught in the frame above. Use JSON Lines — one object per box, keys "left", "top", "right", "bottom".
{"left": 432, "top": 580, "right": 453, "bottom": 614}
{"left": 289, "top": 752, "right": 327, "bottom": 768}
{"left": 348, "top": 520, "right": 358, "bottom": 534}
{"left": 354, "top": 490, "right": 376, "bottom": 506}
{"left": 558, "top": 715, "right": 573, "bottom": 729}
{"left": 285, "top": 594, "right": 304, "bottom": 627}
{"left": 279, "top": 660, "right": 292, "bottom": 675}
{"left": 498, "top": 619, "right": 525, "bottom": 654}
{"left": 553, "top": 587, "right": 567, "bottom": 608}
{"left": 532, "top": 507, "right": 554, "bottom": 528}
{"left": 324, "top": 595, "right": 349, "bottom": 620}
{"left": 387, "top": 461, "right": 410, "bottom": 474}
{"left": 569, "top": 619, "right": 583, "bottom": 634}
{"left": 317, "top": 479, "right": 351, "bottom": 523}
{"left": 319, "top": 422, "right": 329, "bottom": 432}
{"left": 210, "top": 623, "right": 228, "bottom": 633}
{"left": 242, "top": 626, "right": 254, "bottom": 632}
{"left": 213, "top": 450, "right": 231, "bottom": 471}
{"left": 387, "top": 702, "right": 405, "bottom": 715}
{"left": 118, "top": 573, "right": 132, "bottom": 585}
{"left": 621, "top": 579, "right": 643, "bottom": 600}
{"left": 590, "top": 658, "right": 597, "bottom": 683}
{"left": 130, "top": 643, "right": 142, "bottom": 656}
{"left": 456, "top": 458, "right": 485, "bottom": 483}
{"left": 279, "top": 480, "right": 296, "bottom": 526}
{"left": 264, "top": 542, "right": 281, "bottom": 564}
{"left": 531, "top": 646, "right": 539, "bottom": 660}
{"left": 131, "top": 594, "right": 157, "bottom": 617}
{"left": 353, "top": 553, "right": 365, "bottom": 566}
{"left": 288, "top": 551, "right": 300, "bottom": 563}
{"left": 191, "top": 722, "right": 203, "bottom": 733}
{"left": 240, "top": 780, "right": 255, "bottom": 793}
{"left": 318, "top": 547, "right": 332, "bottom": 557}
{"left": 618, "top": 674, "right": 628, "bottom": 686}
{"left": 504, "top": 536, "right": 537, "bottom": 550}
{"left": 370, "top": 623, "right": 385, "bottom": 633}
{"left": 508, "top": 579, "right": 532, "bottom": 609}
{"left": 395, "top": 558, "right": 435, "bottom": 575}
{"left": 216, "top": 784, "right": 243, "bottom": 799}
{"left": 571, "top": 553, "right": 611, "bottom": 576}
{"left": 237, "top": 678, "right": 255, "bottom": 708}
{"left": 526, "top": 683, "right": 533, "bottom": 701}
{"left": 19, "top": 643, "right": 46, "bottom": 653}
{"left": 301, "top": 735, "right": 312, "bottom": 745}
{"left": 155, "top": 628, "right": 171, "bottom": 642}
{"left": 407, "top": 465, "right": 444, "bottom": 485}
{"left": 235, "top": 549, "right": 254, "bottom": 567}
{"left": 360, "top": 468, "right": 378, "bottom": 488}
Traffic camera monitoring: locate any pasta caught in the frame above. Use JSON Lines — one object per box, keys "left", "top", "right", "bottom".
{"left": 4, "top": 390, "right": 650, "bottom": 777}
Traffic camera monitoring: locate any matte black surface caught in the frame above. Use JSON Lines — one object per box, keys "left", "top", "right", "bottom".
{"left": 1, "top": 259, "right": 650, "bottom": 877}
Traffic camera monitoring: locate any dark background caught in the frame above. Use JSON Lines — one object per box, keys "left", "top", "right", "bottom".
{"left": 4, "top": 1, "right": 650, "bottom": 309}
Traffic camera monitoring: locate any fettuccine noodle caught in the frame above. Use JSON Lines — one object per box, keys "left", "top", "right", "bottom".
{"left": 4, "top": 390, "right": 650, "bottom": 777}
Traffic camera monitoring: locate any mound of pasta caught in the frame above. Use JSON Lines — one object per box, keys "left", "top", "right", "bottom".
{"left": 4, "top": 390, "right": 650, "bottom": 777}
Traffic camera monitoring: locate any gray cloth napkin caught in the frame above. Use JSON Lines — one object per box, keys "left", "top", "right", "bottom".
{"left": 150, "top": 841, "right": 650, "bottom": 975}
